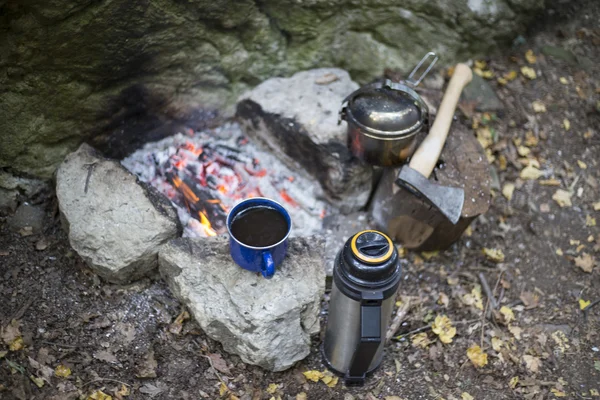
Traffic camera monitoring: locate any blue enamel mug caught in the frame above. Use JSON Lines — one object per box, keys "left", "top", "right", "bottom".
{"left": 226, "top": 197, "right": 291, "bottom": 279}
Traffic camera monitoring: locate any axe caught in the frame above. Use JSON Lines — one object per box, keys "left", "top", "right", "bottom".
{"left": 394, "top": 63, "right": 473, "bottom": 224}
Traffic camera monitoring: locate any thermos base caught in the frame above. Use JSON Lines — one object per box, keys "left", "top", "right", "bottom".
{"left": 320, "top": 343, "right": 382, "bottom": 386}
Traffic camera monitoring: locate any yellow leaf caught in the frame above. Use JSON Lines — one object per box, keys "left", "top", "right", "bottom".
{"left": 555, "top": 248, "right": 563, "bottom": 256}
{"left": 551, "top": 331, "right": 570, "bottom": 353}
{"left": 579, "top": 299, "right": 591, "bottom": 310}
{"left": 505, "top": 70, "right": 518, "bottom": 81}
{"left": 590, "top": 388, "right": 599, "bottom": 396}
{"left": 517, "top": 146, "right": 531, "bottom": 157}
{"left": 525, "top": 49, "right": 537, "bottom": 64}
{"left": 570, "top": 239, "right": 581, "bottom": 246}
{"left": 593, "top": 201, "right": 600, "bottom": 211}
{"left": 474, "top": 60, "right": 487, "bottom": 69}
{"left": 551, "top": 388, "right": 566, "bottom": 397}
{"left": 552, "top": 189, "right": 572, "bottom": 207}
{"left": 497, "top": 77, "right": 508, "bottom": 85}
{"left": 303, "top": 370, "right": 324, "bottom": 382}
{"left": 462, "top": 392, "right": 474, "bottom": 400}
{"left": 586, "top": 215, "right": 596, "bottom": 227}
{"left": 588, "top": 235, "right": 595, "bottom": 242}
{"left": 9, "top": 337, "right": 24, "bottom": 351}
{"left": 523, "top": 355, "right": 541, "bottom": 373}
{"left": 88, "top": 391, "right": 113, "bottom": 400}
{"left": 520, "top": 165, "right": 543, "bottom": 180}
{"left": 577, "top": 160, "right": 587, "bottom": 169}
{"left": 117, "top": 384, "right": 130, "bottom": 397}
{"left": 476, "top": 127, "right": 493, "bottom": 149}
{"left": 563, "top": 119, "right": 570, "bottom": 131}
{"left": 421, "top": 250, "right": 439, "bottom": 260}
{"left": 55, "top": 364, "right": 71, "bottom": 378}
{"left": 509, "top": 376, "right": 519, "bottom": 389}
{"left": 559, "top": 77, "right": 568, "bottom": 84}
{"left": 296, "top": 393, "right": 307, "bottom": 400}
{"left": 491, "top": 337, "right": 504, "bottom": 352}
{"left": 431, "top": 315, "right": 456, "bottom": 344}
{"left": 500, "top": 306, "right": 515, "bottom": 324}
{"left": 467, "top": 345, "right": 488, "bottom": 368}
{"left": 483, "top": 248, "right": 505, "bottom": 263}
{"left": 540, "top": 178, "right": 561, "bottom": 186}
{"left": 321, "top": 373, "right": 338, "bottom": 388}
{"left": 220, "top": 382, "right": 229, "bottom": 396}
{"left": 524, "top": 131, "right": 539, "bottom": 147}
{"left": 498, "top": 154, "right": 507, "bottom": 171}
{"left": 532, "top": 100, "right": 546, "bottom": 113}
{"left": 30, "top": 375, "right": 44, "bottom": 388}
{"left": 576, "top": 244, "right": 586, "bottom": 253}
{"left": 521, "top": 66, "right": 537, "bottom": 79}
{"left": 229, "top": 395, "right": 240, "bottom": 400}
{"left": 462, "top": 285, "right": 484, "bottom": 310}
{"left": 411, "top": 332, "right": 431, "bottom": 348}
{"left": 266, "top": 383, "right": 278, "bottom": 394}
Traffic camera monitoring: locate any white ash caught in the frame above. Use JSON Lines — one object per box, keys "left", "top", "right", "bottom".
{"left": 122, "top": 122, "right": 329, "bottom": 238}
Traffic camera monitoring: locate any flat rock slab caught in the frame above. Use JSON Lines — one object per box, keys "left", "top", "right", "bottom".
{"left": 236, "top": 68, "right": 372, "bottom": 213}
{"left": 159, "top": 236, "right": 325, "bottom": 372}
{"left": 56, "top": 144, "right": 181, "bottom": 283}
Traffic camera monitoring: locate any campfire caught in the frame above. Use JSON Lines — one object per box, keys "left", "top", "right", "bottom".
{"left": 122, "top": 123, "right": 329, "bottom": 238}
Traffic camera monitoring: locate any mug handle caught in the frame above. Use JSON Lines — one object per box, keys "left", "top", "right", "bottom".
{"left": 261, "top": 251, "right": 275, "bottom": 279}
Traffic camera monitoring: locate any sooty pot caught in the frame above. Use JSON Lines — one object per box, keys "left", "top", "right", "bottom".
{"left": 322, "top": 230, "right": 401, "bottom": 385}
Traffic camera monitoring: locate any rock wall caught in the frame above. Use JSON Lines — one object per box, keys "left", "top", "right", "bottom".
{"left": 0, "top": 0, "right": 544, "bottom": 179}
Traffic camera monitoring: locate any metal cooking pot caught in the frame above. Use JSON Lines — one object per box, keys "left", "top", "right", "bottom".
{"left": 340, "top": 52, "right": 438, "bottom": 167}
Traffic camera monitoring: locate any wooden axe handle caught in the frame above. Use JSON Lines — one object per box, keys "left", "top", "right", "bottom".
{"left": 408, "top": 63, "right": 473, "bottom": 178}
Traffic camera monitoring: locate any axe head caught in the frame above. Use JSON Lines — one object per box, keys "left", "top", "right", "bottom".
{"left": 396, "top": 166, "right": 464, "bottom": 224}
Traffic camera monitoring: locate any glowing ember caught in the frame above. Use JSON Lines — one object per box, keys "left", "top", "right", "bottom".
{"left": 122, "top": 122, "right": 328, "bottom": 238}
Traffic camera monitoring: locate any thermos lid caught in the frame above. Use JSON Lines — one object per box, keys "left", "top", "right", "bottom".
{"left": 340, "top": 81, "right": 428, "bottom": 139}
{"left": 333, "top": 230, "right": 401, "bottom": 301}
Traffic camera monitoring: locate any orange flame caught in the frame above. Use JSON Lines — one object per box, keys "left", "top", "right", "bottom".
{"left": 198, "top": 211, "right": 217, "bottom": 236}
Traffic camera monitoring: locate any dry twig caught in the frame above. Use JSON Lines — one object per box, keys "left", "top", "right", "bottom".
{"left": 385, "top": 297, "right": 414, "bottom": 343}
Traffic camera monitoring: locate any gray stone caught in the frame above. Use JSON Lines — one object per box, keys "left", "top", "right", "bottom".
{"left": 237, "top": 68, "right": 372, "bottom": 212}
{"left": 0, "top": 0, "right": 544, "bottom": 180}
{"left": 7, "top": 203, "right": 46, "bottom": 234}
{"left": 0, "top": 171, "right": 49, "bottom": 215}
{"left": 461, "top": 74, "right": 504, "bottom": 112}
{"left": 56, "top": 144, "right": 181, "bottom": 283}
{"left": 158, "top": 235, "right": 325, "bottom": 372}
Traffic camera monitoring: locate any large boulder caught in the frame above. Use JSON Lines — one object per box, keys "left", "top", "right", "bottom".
{"left": 56, "top": 144, "right": 181, "bottom": 283}
{"left": 237, "top": 68, "right": 372, "bottom": 212}
{"left": 159, "top": 235, "right": 326, "bottom": 372}
{"left": 1, "top": 0, "right": 544, "bottom": 179}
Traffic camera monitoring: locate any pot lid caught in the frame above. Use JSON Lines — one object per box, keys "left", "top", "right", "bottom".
{"left": 344, "top": 83, "right": 425, "bottom": 136}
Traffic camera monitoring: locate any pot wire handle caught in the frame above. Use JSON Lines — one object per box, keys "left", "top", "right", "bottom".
{"left": 406, "top": 52, "right": 438, "bottom": 87}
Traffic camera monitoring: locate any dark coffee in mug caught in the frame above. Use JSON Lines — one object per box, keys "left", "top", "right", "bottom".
{"left": 230, "top": 206, "right": 289, "bottom": 247}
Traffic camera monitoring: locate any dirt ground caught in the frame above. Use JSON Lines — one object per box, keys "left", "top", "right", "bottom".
{"left": 1, "top": 2, "right": 599, "bottom": 400}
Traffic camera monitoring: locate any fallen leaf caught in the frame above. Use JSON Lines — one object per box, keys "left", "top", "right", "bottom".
{"left": 303, "top": 370, "right": 324, "bottom": 382}
{"left": 540, "top": 178, "right": 561, "bottom": 186}
{"left": 517, "top": 145, "right": 531, "bottom": 156}
{"left": 563, "top": 119, "right": 570, "bottom": 131}
{"left": 88, "top": 390, "right": 113, "bottom": 400}
{"left": 9, "top": 337, "right": 24, "bottom": 351}
{"left": 28, "top": 357, "right": 53, "bottom": 383}
{"left": 577, "top": 160, "right": 588, "bottom": 169}
{"left": 94, "top": 350, "right": 119, "bottom": 364}
{"left": 116, "top": 384, "right": 130, "bottom": 397}
{"left": 35, "top": 238, "right": 48, "bottom": 251}
{"left": 30, "top": 375, "right": 44, "bottom": 388}
{"left": 551, "top": 388, "right": 566, "bottom": 397}
{"left": 168, "top": 310, "right": 190, "bottom": 335}
{"left": 139, "top": 383, "right": 166, "bottom": 397}
{"left": 55, "top": 364, "right": 71, "bottom": 378}
{"left": 509, "top": 376, "right": 519, "bottom": 389}
{"left": 503, "top": 183, "right": 516, "bottom": 200}
{"left": 421, "top": 250, "right": 439, "bottom": 260}
{"left": 385, "top": 397, "right": 404, "bottom": 400}
{"left": 575, "top": 253, "right": 595, "bottom": 273}
{"left": 532, "top": 100, "right": 546, "bottom": 113}
{"left": 520, "top": 291, "right": 540, "bottom": 309}
{"left": 523, "top": 355, "right": 541, "bottom": 373}
{"left": 505, "top": 70, "right": 518, "bottom": 81}
{"left": 508, "top": 325, "right": 522, "bottom": 340}
{"left": 591, "top": 388, "right": 599, "bottom": 396}
{"left": 556, "top": 248, "right": 564, "bottom": 256}
{"left": 462, "top": 285, "right": 484, "bottom": 310}
{"left": 594, "top": 361, "right": 600, "bottom": 371}
{"left": 570, "top": 239, "right": 581, "bottom": 246}
{"left": 525, "top": 49, "right": 537, "bottom": 64}
{"left": 462, "top": 392, "right": 474, "bottom": 400}
{"left": 586, "top": 215, "right": 596, "bottom": 227}
{"left": 492, "top": 337, "right": 504, "bottom": 352}
{"left": 551, "top": 331, "right": 570, "bottom": 353}
{"left": 521, "top": 66, "right": 537, "bottom": 79}
{"left": 500, "top": 306, "right": 515, "bottom": 324}
{"left": 467, "top": 345, "right": 488, "bottom": 368}
{"left": 483, "top": 248, "right": 505, "bottom": 263}
{"left": 219, "top": 382, "right": 229, "bottom": 396}
{"left": 431, "top": 315, "right": 456, "bottom": 344}
{"left": 321, "top": 372, "right": 338, "bottom": 388}
{"left": 580, "top": 299, "right": 592, "bottom": 310}
{"left": 525, "top": 131, "right": 539, "bottom": 146}
{"left": 559, "top": 77, "right": 569, "bottom": 84}
{"left": 136, "top": 350, "right": 157, "bottom": 378}
{"left": 266, "top": 383, "right": 278, "bottom": 394}
{"left": 208, "top": 352, "right": 231, "bottom": 375}
{"left": 438, "top": 292, "right": 449, "bottom": 307}
{"left": 552, "top": 189, "right": 572, "bottom": 207}
{"left": 411, "top": 333, "right": 431, "bottom": 348}
{"left": 296, "top": 393, "right": 307, "bottom": 400}
{"left": 476, "top": 126, "right": 493, "bottom": 149}
{"left": 594, "top": 201, "right": 600, "bottom": 211}
{"left": 1, "top": 319, "right": 21, "bottom": 346}
{"left": 520, "top": 165, "right": 543, "bottom": 180}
